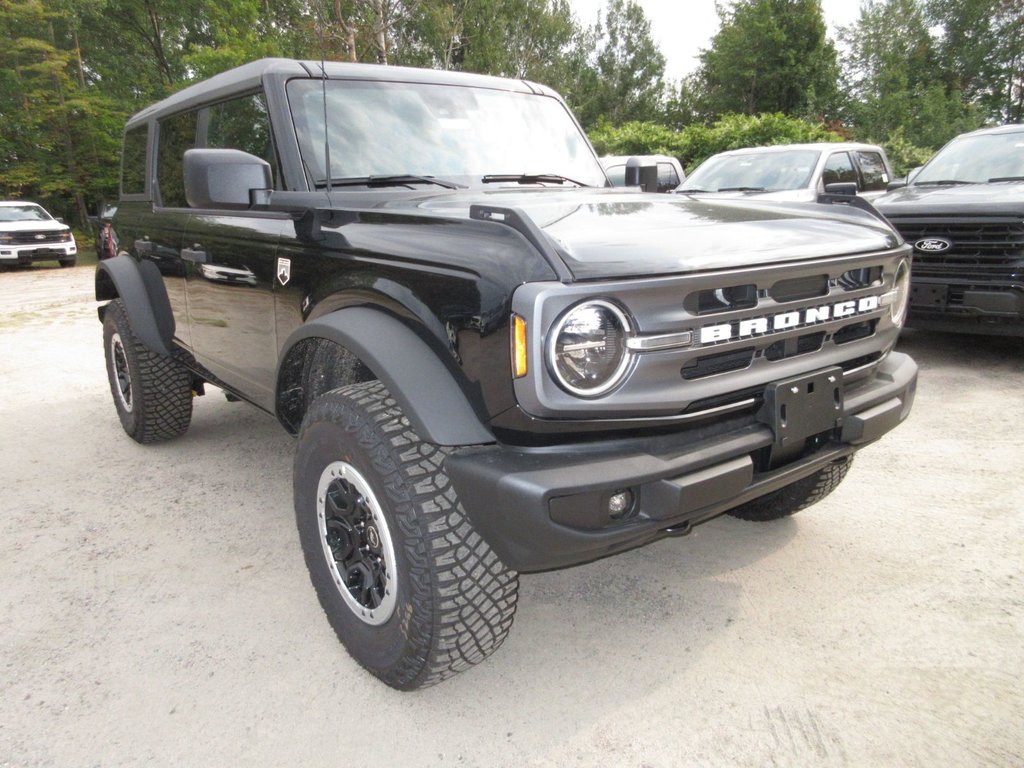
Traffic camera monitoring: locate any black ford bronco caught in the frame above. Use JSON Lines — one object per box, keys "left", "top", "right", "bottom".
{"left": 97, "top": 59, "right": 917, "bottom": 690}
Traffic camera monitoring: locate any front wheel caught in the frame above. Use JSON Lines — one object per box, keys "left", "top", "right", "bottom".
{"left": 294, "top": 381, "right": 518, "bottom": 690}
{"left": 726, "top": 458, "right": 853, "bottom": 522}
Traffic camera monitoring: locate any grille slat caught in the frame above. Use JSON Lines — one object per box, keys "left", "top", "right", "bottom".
{"left": 889, "top": 218, "right": 1024, "bottom": 281}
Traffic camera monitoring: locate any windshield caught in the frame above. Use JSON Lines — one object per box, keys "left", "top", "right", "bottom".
{"left": 914, "top": 130, "right": 1024, "bottom": 184}
{"left": 0, "top": 204, "right": 52, "bottom": 222}
{"left": 680, "top": 150, "right": 820, "bottom": 192}
{"left": 288, "top": 79, "right": 606, "bottom": 188}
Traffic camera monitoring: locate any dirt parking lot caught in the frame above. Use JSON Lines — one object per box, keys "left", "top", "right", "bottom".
{"left": 1, "top": 265, "right": 1022, "bottom": 767}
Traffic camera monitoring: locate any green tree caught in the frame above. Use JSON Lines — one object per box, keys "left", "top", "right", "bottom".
{"left": 838, "top": 0, "right": 979, "bottom": 148}
{"left": 928, "top": 0, "right": 1024, "bottom": 122}
{"left": 571, "top": 0, "right": 666, "bottom": 128}
{"left": 1, "top": 0, "right": 124, "bottom": 224}
{"left": 695, "top": 0, "right": 840, "bottom": 120}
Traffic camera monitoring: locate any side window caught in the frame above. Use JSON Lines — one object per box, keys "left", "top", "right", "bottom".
{"left": 605, "top": 165, "right": 626, "bottom": 186}
{"left": 120, "top": 125, "right": 148, "bottom": 196}
{"left": 856, "top": 151, "right": 889, "bottom": 191}
{"left": 822, "top": 152, "right": 858, "bottom": 187}
{"left": 657, "top": 162, "right": 681, "bottom": 189}
{"left": 157, "top": 110, "right": 198, "bottom": 208}
{"left": 202, "top": 92, "right": 280, "bottom": 188}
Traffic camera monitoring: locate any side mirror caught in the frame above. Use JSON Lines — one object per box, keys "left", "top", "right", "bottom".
{"left": 824, "top": 182, "right": 858, "bottom": 197}
{"left": 184, "top": 148, "right": 272, "bottom": 209}
{"left": 886, "top": 178, "right": 908, "bottom": 191}
{"left": 624, "top": 157, "right": 659, "bottom": 193}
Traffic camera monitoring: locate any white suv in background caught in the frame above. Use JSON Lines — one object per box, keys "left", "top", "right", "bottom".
{"left": 0, "top": 201, "right": 77, "bottom": 268}
{"left": 677, "top": 142, "right": 894, "bottom": 202}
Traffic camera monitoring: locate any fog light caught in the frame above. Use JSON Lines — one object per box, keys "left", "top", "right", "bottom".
{"left": 608, "top": 489, "right": 633, "bottom": 518}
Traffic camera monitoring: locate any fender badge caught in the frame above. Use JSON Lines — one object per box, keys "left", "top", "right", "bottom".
{"left": 914, "top": 237, "right": 952, "bottom": 253}
{"left": 277, "top": 257, "right": 291, "bottom": 286}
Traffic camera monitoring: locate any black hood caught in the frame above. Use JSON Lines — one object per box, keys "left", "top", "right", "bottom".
{"left": 875, "top": 181, "right": 1024, "bottom": 217}
{"left": 390, "top": 187, "right": 900, "bottom": 281}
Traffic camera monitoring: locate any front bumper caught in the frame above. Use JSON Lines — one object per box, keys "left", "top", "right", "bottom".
{"left": 446, "top": 351, "right": 917, "bottom": 572}
{"left": 908, "top": 277, "right": 1024, "bottom": 336}
{"left": 0, "top": 242, "right": 77, "bottom": 264}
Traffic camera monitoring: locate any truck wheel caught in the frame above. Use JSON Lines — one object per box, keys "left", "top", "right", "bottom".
{"left": 726, "top": 458, "right": 853, "bottom": 522}
{"left": 102, "top": 299, "right": 192, "bottom": 443}
{"left": 294, "top": 380, "right": 518, "bottom": 690}
{"left": 59, "top": 257, "right": 76, "bottom": 268}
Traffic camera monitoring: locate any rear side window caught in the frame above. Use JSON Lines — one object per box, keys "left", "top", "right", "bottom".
{"left": 202, "top": 92, "right": 280, "bottom": 187}
{"left": 657, "top": 162, "right": 681, "bottom": 188}
{"left": 157, "top": 111, "right": 198, "bottom": 208}
{"left": 856, "top": 151, "right": 889, "bottom": 190}
{"left": 121, "top": 126, "right": 148, "bottom": 196}
{"left": 822, "top": 152, "right": 857, "bottom": 187}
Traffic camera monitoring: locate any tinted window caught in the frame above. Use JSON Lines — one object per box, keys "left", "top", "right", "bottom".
{"left": 605, "top": 164, "right": 626, "bottom": 186}
{"left": 203, "top": 92, "right": 279, "bottom": 187}
{"left": 157, "top": 111, "right": 197, "bottom": 208}
{"left": 657, "top": 162, "right": 680, "bottom": 189}
{"left": 822, "top": 152, "right": 857, "bottom": 187}
{"left": 856, "top": 151, "right": 888, "bottom": 190}
{"left": 121, "top": 125, "right": 148, "bottom": 195}
{"left": 288, "top": 79, "right": 605, "bottom": 187}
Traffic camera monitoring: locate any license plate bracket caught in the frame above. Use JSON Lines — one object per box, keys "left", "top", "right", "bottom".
{"left": 758, "top": 367, "right": 844, "bottom": 447}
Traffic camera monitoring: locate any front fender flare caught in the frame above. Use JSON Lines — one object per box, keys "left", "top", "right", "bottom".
{"left": 278, "top": 308, "right": 495, "bottom": 447}
{"left": 95, "top": 255, "right": 175, "bottom": 357}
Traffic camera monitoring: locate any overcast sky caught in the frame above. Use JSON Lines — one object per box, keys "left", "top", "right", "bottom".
{"left": 565, "top": 0, "right": 864, "bottom": 81}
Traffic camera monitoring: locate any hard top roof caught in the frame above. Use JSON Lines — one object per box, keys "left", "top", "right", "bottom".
{"left": 125, "top": 58, "right": 553, "bottom": 128}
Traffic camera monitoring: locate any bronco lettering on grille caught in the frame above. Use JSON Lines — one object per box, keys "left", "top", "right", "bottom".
{"left": 699, "top": 295, "right": 880, "bottom": 344}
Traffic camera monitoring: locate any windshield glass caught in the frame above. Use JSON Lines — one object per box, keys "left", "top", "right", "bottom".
{"left": 680, "top": 149, "right": 820, "bottom": 192}
{"left": 914, "top": 130, "right": 1024, "bottom": 184}
{"left": 0, "top": 204, "right": 52, "bottom": 222}
{"left": 288, "top": 79, "right": 606, "bottom": 187}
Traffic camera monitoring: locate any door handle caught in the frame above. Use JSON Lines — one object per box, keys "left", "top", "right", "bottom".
{"left": 181, "top": 246, "right": 208, "bottom": 264}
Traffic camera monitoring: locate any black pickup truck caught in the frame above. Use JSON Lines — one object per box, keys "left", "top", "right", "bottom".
{"left": 875, "top": 124, "right": 1024, "bottom": 336}
{"left": 97, "top": 58, "right": 917, "bottom": 690}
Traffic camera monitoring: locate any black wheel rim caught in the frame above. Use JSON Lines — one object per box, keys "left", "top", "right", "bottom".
{"left": 110, "top": 332, "right": 133, "bottom": 412}
{"left": 316, "top": 461, "right": 397, "bottom": 625}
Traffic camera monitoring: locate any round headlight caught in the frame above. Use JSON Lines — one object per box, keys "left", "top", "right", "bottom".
{"left": 891, "top": 258, "right": 911, "bottom": 325}
{"left": 548, "top": 300, "right": 632, "bottom": 397}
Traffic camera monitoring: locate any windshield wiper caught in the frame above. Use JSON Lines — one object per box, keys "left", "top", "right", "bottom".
{"left": 914, "top": 179, "right": 976, "bottom": 186}
{"left": 317, "top": 174, "right": 465, "bottom": 190}
{"left": 988, "top": 176, "right": 1024, "bottom": 183}
{"left": 678, "top": 187, "right": 713, "bottom": 193}
{"left": 716, "top": 186, "right": 766, "bottom": 193}
{"left": 481, "top": 173, "right": 590, "bottom": 187}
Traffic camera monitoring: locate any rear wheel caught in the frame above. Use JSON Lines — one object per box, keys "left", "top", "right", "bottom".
{"left": 102, "top": 299, "right": 192, "bottom": 442}
{"left": 294, "top": 380, "right": 518, "bottom": 690}
{"left": 726, "top": 458, "right": 853, "bottom": 522}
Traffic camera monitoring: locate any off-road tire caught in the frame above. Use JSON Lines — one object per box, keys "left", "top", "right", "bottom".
{"left": 102, "top": 299, "right": 192, "bottom": 443}
{"left": 726, "top": 458, "right": 853, "bottom": 522}
{"left": 59, "top": 257, "right": 76, "bottom": 268}
{"left": 294, "top": 380, "right": 518, "bottom": 691}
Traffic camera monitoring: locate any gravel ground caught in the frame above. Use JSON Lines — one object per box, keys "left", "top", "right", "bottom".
{"left": 1, "top": 265, "right": 1022, "bottom": 767}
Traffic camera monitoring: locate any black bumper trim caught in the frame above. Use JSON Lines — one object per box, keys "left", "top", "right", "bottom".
{"left": 446, "top": 351, "right": 917, "bottom": 572}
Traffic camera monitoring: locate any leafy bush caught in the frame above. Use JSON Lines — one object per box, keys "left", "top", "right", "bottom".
{"left": 879, "top": 127, "right": 936, "bottom": 177}
{"left": 588, "top": 113, "right": 842, "bottom": 173}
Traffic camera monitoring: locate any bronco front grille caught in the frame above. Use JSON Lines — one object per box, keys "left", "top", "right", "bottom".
{"left": 889, "top": 216, "right": 1024, "bottom": 282}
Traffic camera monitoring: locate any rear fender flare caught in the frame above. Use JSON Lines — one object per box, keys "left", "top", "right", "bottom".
{"left": 95, "top": 255, "right": 174, "bottom": 357}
